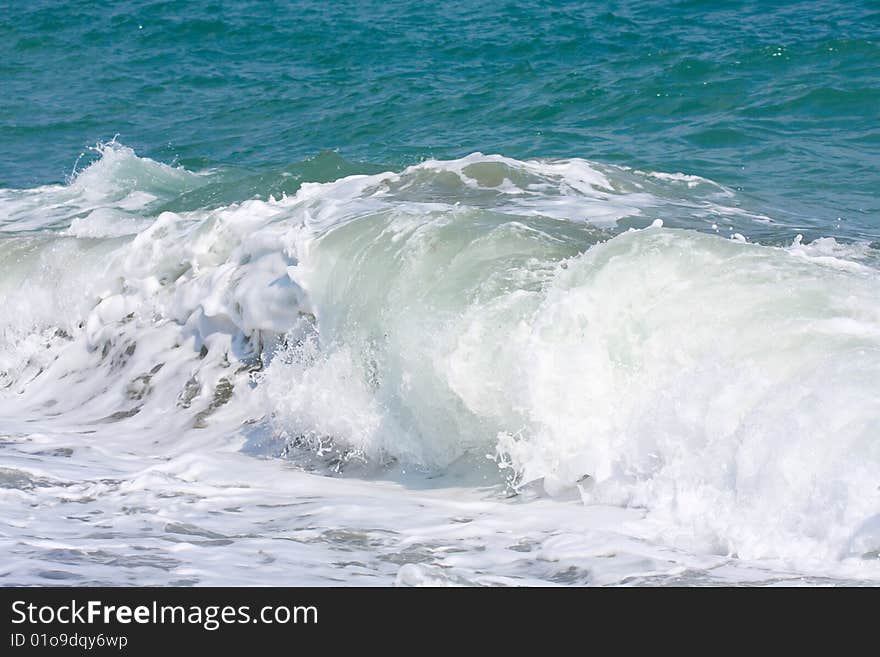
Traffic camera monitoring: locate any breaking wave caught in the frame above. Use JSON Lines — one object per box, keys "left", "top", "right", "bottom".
{"left": 2, "top": 143, "right": 879, "bottom": 567}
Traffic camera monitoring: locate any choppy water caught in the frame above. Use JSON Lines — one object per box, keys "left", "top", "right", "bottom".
{"left": 1, "top": 1, "right": 879, "bottom": 586}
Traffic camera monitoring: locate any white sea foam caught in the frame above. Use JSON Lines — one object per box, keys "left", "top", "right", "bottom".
{"left": 0, "top": 142, "right": 203, "bottom": 234}
{"left": 1, "top": 145, "right": 878, "bottom": 585}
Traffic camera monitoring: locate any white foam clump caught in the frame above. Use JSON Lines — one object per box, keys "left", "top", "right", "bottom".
{"left": 0, "top": 141, "right": 203, "bottom": 235}
{"left": 637, "top": 169, "right": 730, "bottom": 191}
{"left": 484, "top": 230, "right": 880, "bottom": 563}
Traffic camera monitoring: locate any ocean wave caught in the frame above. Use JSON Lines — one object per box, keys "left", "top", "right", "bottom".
{"left": 1, "top": 144, "right": 879, "bottom": 567}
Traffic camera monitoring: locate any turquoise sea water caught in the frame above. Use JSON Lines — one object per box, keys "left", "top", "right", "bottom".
{"left": 3, "top": 1, "right": 880, "bottom": 586}
{"left": 2, "top": 0, "right": 878, "bottom": 238}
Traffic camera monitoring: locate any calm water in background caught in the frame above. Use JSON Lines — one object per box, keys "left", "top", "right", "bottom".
{"left": 2, "top": 0, "right": 878, "bottom": 238}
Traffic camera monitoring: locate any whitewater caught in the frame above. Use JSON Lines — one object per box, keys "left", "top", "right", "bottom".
{"left": 1, "top": 143, "right": 879, "bottom": 586}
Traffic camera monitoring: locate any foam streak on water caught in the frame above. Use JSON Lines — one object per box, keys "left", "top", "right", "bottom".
{"left": 1, "top": 144, "right": 879, "bottom": 586}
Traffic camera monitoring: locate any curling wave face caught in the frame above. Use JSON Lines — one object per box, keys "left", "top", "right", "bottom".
{"left": 1, "top": 144, "right": 880, "bottom": 582}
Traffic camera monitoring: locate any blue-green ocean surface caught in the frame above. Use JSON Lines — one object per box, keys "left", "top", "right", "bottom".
{"left": 2, "top": 0, "right": 879, "bottom": 237}
{"left": 2, "top": 1, "right": 880, "bottom": 586}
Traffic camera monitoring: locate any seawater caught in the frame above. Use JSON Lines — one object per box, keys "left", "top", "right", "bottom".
{"left": 1, "top": 1, "right": 879, "bottom": 586}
